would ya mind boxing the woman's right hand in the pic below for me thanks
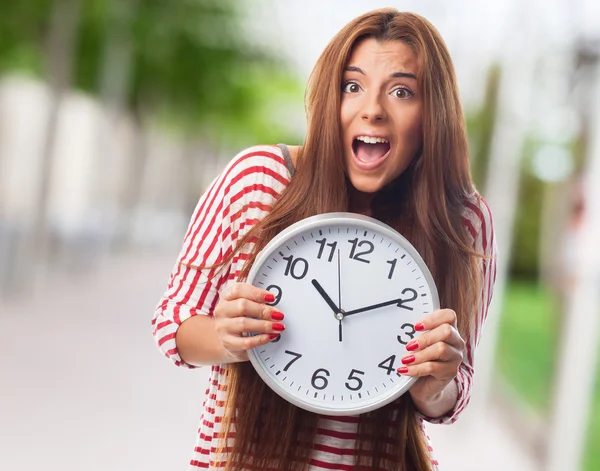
[214,282,286,363]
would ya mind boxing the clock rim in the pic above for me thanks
[246,212,440,416]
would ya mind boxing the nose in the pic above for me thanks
[361,92,386,122]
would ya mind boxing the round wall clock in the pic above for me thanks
[246,212,439,416]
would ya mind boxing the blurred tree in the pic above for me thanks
[510,142,545,279]
[467,63,500,192]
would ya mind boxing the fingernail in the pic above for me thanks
[268,334,279,340]
[406,341,419,351]
[402,355,415,365]
[271,312,284,321]
[415,322,425,331]
[272,323,285,331]
[264,293,275,303]
[397,367,409,374]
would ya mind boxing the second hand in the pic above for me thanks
[338,248,342,342]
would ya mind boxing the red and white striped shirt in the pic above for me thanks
[152,145,497,470]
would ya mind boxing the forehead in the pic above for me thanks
[346,38,419,75]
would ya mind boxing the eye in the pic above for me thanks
[392,87,414,99]
[342,81,361,94]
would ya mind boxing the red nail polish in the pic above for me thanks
[264,293,275,303]
[397,367,409,374]
[268,334,279,340]
[406,341,419,351]
[272,323,285,331]
[402,355,415,365]
[271,312,284,321]
[415,322,425,331]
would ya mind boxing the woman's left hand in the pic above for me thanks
[398,308,465,405]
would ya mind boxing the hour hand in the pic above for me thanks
[311,279,339,314]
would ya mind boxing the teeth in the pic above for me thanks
[356,136,389,144]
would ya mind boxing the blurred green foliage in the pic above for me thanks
[0,0,304,143]
[496,280,560,411]
[498,279,600,471]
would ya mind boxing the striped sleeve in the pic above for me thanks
[421,194,497,424]
[151,146,291,368]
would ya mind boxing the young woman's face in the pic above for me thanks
[340,38,423,195]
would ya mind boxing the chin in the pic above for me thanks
[348,174,387,194]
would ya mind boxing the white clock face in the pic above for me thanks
[247,213,439,416]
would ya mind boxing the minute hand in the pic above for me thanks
[343,297,414,317]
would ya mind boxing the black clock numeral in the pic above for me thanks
[282,255,309,279]
[348,238,374,263]
[398,288,418,310]
[386,258,397,279]
[270,335,281,343]
[311,368,330,390]
[265,285,282,306]
[377,355,396,376]
[315,238,337,262]
[345,369,365,391]
[378,355,397,375]
[283,350,302,371]
[397,323,416,345]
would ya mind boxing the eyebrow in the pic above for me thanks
[345,65,417,81]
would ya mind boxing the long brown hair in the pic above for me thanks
[216,9,482,470]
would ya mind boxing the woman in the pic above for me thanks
[153,8,496,471]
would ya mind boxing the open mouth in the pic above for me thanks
[352,136,391,167]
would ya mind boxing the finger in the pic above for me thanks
[222,332,278,355]
[405,323,464,352]
[397,353,460,377]
[415,308,458,332]
[218,316,286,337]
[217,296,284,321]
[399,341,463,371]
[220,282,277,304]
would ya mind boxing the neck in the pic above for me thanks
[348,185,375,217]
